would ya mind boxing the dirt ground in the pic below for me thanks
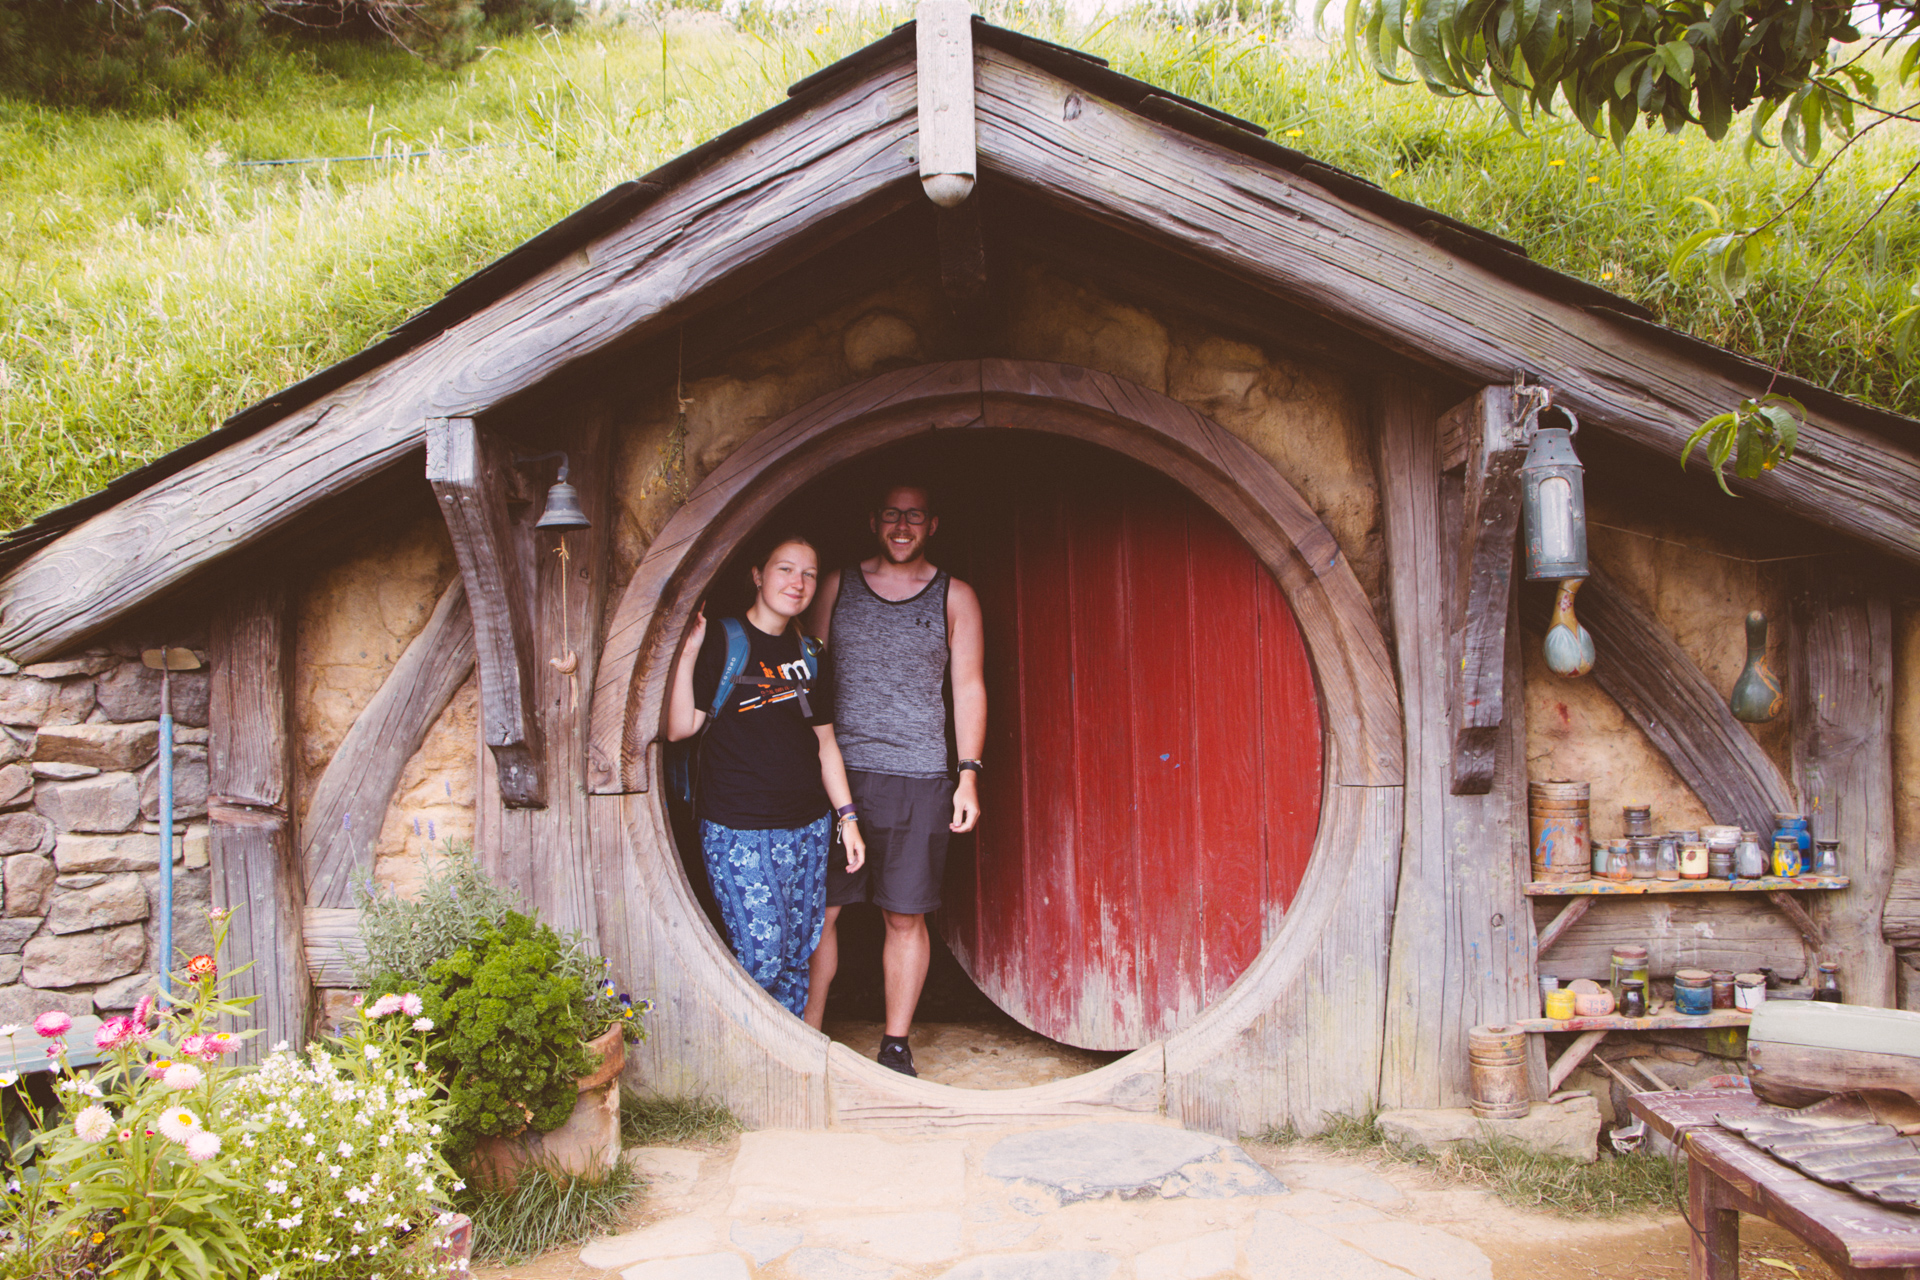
[822,1018,1121,1089]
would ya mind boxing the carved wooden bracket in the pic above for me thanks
[1440,386,1529,795]
[916,0,976,208]
[427,417,547,809]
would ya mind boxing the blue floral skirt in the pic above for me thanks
[698,815,831,1017]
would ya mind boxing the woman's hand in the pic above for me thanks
[686,605,708,652]
[841,819,866,873]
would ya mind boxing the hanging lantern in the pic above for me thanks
[1521,407,1588,582]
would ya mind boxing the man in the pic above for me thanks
[801,482,985,1077]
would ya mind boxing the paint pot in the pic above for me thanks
[1656,836,1680,881]
[1674,969,1714,1017]
[1813,962,1843,1004]
[1605,839,1634,882]
[1610,945,1649,1006]
[1545,988,1577,1021]
[1619,979,1647,1019]
[1709,845,1736,880]
[1814,839,1840,877]
[1529,780,1591,883]
[1591,837,1611,879]
[1772,812,1811,875]
[1735,831,1768,879]
[1711,970,1736,1010]
[1622,804,1653,838]
[1468,1024,1531,1119]
[1679,831,1710,880]
[1630,836,1660,880]
[1572,986,1615,1017]
[1735,972,1768,1011]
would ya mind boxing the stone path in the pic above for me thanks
[581,1120,1496,1280]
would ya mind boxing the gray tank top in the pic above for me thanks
[830,566,951,778]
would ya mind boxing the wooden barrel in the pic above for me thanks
[1467,1023,1532,1119]
[1529,779,1590,883]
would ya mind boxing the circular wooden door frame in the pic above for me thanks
[591,359,1403,1088]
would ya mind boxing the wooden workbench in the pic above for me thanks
[1629,1086,1920,1280]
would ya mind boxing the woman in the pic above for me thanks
[667,535,866,1017]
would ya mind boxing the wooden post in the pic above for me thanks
[1377,377,1542,1108]
[1440,387,1528,796]
[427,417,547,809]
[1789,567,1896,1007]
[916,0,976,208]
[209,583,308,1061]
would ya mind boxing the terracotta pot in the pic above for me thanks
[576,1024,627,1092]
[469,1025,628,1191]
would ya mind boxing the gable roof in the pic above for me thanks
[1,19,1916,662]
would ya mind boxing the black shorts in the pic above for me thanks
[827,770,954,914]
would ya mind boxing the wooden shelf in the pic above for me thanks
[1525,875,1849,896]
[1514,1009,1752,1034]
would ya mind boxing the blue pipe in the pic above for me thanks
[158,674,174,998]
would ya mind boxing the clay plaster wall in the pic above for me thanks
[604,265,1383,624]
[292,510,475,898]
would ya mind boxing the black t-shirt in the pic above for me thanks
[691,618,835,830]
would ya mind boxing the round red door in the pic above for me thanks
[940,448,1323,1051]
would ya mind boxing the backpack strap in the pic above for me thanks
[800,634,823,681]
[711,617,751,721]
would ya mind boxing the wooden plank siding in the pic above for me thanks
[209,584,309,1060]
[1375,378,1541,1109]
[1789,568,1897,1006]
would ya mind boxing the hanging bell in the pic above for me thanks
[534,457,591,531]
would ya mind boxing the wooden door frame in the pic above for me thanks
[589,360,1406,1133]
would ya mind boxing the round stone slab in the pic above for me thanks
[983,1122,1286,1204]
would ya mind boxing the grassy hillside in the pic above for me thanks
[1,7,1915,533]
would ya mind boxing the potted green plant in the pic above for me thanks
[356,844,647,1188]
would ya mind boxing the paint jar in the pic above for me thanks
[1619,979,1647,1019]
[1631,837,1660,880]
[1571,983,1615,1017]
[1735,831,1768,879]
[1529,780,1592,883]
[1709,846,1736,880]
[1711,970,1736,1009]
[1468,1024,1531,1119]
[1814,839,1840,877]
[1591,837,1611,879]
[1622,804,1653,838]
[1735,972,1767,1011]
[1545,988,1577,1021]
[1673,969,1714,1016]
[1539,975,1559,1010]
[1700,826,1739,879]
[1679,834,1710,879]
[1610,945,1650,1007]
[1772,812,1811,875]
[1656,836,1680,881]
[1813,962,1843,1004]
[1605,839,1634,882]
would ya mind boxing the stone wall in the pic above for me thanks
[0,648,214,1024]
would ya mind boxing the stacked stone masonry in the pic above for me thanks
[0,646,213,1025]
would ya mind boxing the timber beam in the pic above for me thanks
[1441,386,1529,796]
[937,193,999,354]
[426,417,547,809]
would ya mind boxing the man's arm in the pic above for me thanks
[947,577,985,833]
[805,568,842,643]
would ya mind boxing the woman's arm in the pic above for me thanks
[815,724,866,872]
[665,608,710,743]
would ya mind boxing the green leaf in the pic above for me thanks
[1657,39,1694,81]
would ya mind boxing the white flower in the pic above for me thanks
[185,1131,221,1162]
[162,1062,204,1091]
[73,1105,113,1142]
[363,1045,379,1060]
[0,1073,16,1089]
[399,994,423,1017]
[337,1141,353,1157]
[156,1106,201,1143]
[0,1025,18,1037]
[412,1017,434,1032]
[265,1179,287,1195]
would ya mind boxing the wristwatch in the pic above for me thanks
[957,759,983,774]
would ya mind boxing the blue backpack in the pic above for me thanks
[667,618,824,806]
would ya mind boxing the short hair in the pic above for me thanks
[872,479,936,516]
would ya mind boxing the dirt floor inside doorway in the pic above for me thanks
[823,1011,1121,1089]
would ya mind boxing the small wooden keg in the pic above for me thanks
[1467,1023,1532,1119]
[1528,779,1591,883]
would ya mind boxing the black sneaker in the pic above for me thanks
[877,1041,918,1077]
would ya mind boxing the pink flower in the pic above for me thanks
[400,994,423,1017]
[132,995,154,1028]
[366,994,405,1019]
[162,1062,203,1090]
[32,1012,71,1039]
[208,1032,240,1055]
[352,993,365,1008]
[179,1034,215,1061]
[93,1017,135,1052]
[145,1058,175,1080]
[184,1131,221,1162]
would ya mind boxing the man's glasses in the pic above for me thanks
[878,508,928,525]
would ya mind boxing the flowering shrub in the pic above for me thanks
[223,994,463,1280]
[0,916,463,1280]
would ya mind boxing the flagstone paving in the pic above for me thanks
[577,1120,1497,1280]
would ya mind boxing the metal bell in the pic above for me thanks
[534,479,590,531]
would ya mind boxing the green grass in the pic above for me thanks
[619,1091,743,1146]
[2,6,1915,533]
[458,1159,640,1262]
[1261,1105,1680,1217]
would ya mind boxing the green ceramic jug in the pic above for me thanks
[1730,609,1784,722]
[1543,578,1596,677]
